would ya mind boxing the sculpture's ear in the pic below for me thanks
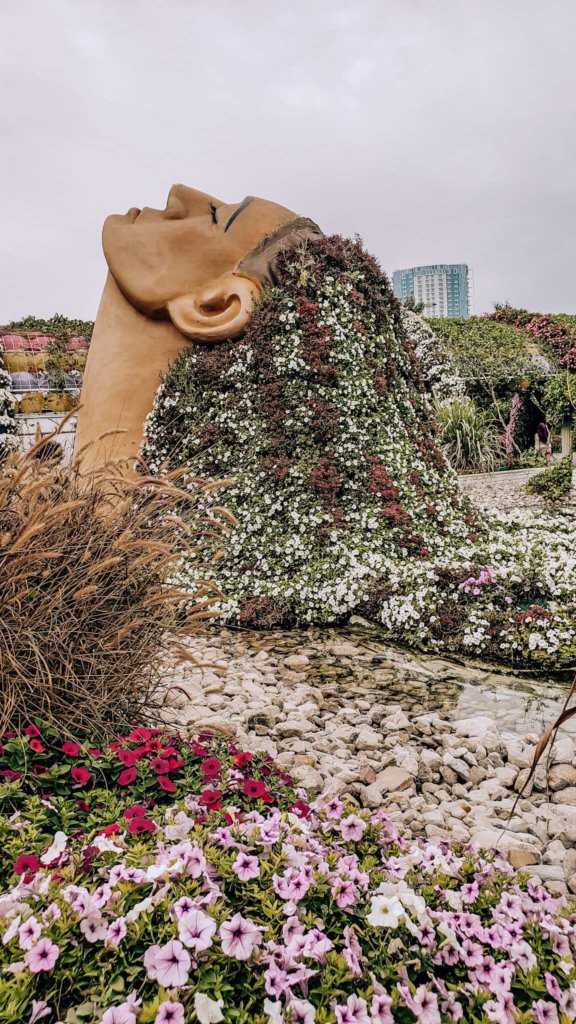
[166,272,261,342]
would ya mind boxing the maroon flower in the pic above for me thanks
[29,739,45,753]
[33,764,49,776]
[118,749,139,767]
[235,752,253,768]
[150,757,171,775]
[199,789,222,810]
[61,741,82,757]
[24,725,41,738]
[124,804,148,820]
[129,727,154,742]
[87,748,103,758]
[2,769,23,782]
[117,767,137,786]
[242,779,271,800]
[289,800,311,819]
[201,757,221,779]
[167,757,184,771]
[190,741,209,757]
[13,854,41,876]
[100,823,121,837]
[158,776,177,793]
[127,817,156,835]
[71,766,92,785]
[76,800,90,812]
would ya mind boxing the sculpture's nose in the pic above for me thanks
[167,183,225,214]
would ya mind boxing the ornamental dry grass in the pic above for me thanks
[0,435,227,735]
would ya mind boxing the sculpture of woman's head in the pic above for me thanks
[103,184,322,341]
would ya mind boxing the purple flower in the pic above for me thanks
[154,1001,185,1024]
[178,909,216,952]
[18,916,42,950]
[335,994,370,1024]
[532,1001,560,1024]
[545,973,562,1002]
[232,852,260,881]
[144,939,190,987]
[398,985,441,1024]
[339,815,367,842]
[101,1006,137,1024]
[219,913,263,960]
[370,994,394,1024]
[288,1000,316,1024]
[24,939,59,974]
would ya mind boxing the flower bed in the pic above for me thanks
[142,236,576,668]
[1,724,575,1023]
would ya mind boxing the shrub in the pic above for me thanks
[1,313,94,342]
[0,727,574,1023]
[434,397,502,472]
[543,373,576,432]
[525,457,574,502]
[0,441,221,736]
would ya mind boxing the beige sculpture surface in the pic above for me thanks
[75,185,321,469]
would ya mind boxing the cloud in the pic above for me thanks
[0,0,575,319]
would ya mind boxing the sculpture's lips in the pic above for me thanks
[126,207,142,223]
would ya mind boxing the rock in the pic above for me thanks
[555,787,576,805]
[548,764,576,791]
[508,845,541,869]
[355,726,381,751]
[291,765,324,790]
[550,736,576,765]
[331,642,360,657]
[283,654,310,671]
[374,766,413,793]
[546,806,576,844]
[276,718,316,738]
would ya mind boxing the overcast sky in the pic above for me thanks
[1,0,575,322]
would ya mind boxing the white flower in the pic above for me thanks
[366,894,405,928]
[40,832,67,865]
[194,993,224,1023]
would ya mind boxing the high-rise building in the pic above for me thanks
[392,264,470,318]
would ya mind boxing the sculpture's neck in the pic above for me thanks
[74,274,186,471]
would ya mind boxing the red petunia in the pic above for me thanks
[100,823,121,836]
[150,757,171,775]
[88,748,103,758]
[158,776,176,793]
[2,769,23,782]
[13,853,41,876]
[167,757,184,772]
[289,800,312,819]
[145,739,163,753]
[235,752,253,768]
[71,766,92,785]
[33,764,49,776]
[124,804,148,820]
[160,746,178,758]
[29,739,45,753]
[279,771,294,786]
[129,727,153,743]
[62,741,82,757]
[127,817,156,835]
[242,779,271,800]
[199,789,222,810]
[118,749,139,767]
[190,741,209,758]
[117,767,137,786]
[76,800,90,812]
[201,757,221,779]
[24,725,41,738]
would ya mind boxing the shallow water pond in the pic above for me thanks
[218,622,574,735]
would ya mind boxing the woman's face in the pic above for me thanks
[103,184,297,315]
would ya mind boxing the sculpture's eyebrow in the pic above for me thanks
[224,196,255,233]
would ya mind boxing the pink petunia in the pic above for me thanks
[18,916,42,950]
[101,1005,137,1024]
[339,815,367,842]
[371,993,394,1024]
[335,995,371,1024]
[71,766,92,785]
[288,1000,316,1023]
[178,909,217,952]
[106,918,127,947]
[144,939,190,987]
[219,913,263,960]
[532,1001,560,1024]
[24,939,59,973]
[154,1001,185,1024]
[232,852,260,881]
